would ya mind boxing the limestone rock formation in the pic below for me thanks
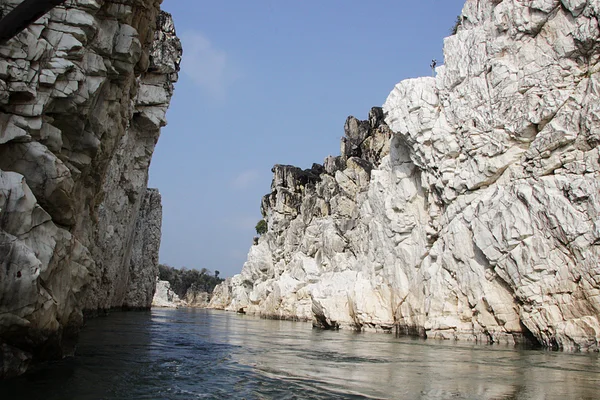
[0,0,180,378]
[210,0,600,351]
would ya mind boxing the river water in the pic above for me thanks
[1,308,599,399]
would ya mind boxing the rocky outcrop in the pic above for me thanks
[0,0,180,378]
[124,188,162,309]
[152,280,183,308]
[151,283,211,308]
[210,0,600,351]
[183,288,210,308]
[151,285,210,309]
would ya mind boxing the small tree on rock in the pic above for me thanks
[255,219,267,235]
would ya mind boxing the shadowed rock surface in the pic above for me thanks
[0,0,180,378]
[124,188,163,309]
[210,0,600,351]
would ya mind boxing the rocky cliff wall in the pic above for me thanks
[124,188,162,309]
[0,0,180,378]
[151,283,210,308]
[210,0,600,351]
[152,279,183,308]
[183,288,209,307]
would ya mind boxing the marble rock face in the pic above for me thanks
[0,0,181,378]
[152,280,183,308]
[151,285,210,309]
[210,0,600,351]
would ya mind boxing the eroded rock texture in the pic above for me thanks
[151,279,183,308]
[210,0,600,351]
[151,283,210,308]
[124,188,162,309]
[0,0,180,377]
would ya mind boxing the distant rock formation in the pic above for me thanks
[0,0,181,378]
[151,281,210,308]
[152,280,183,308]
[210,0,600,351]
[184,288,210,308]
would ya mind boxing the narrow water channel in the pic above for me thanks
[1,308,599,399]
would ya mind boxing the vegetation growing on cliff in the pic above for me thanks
[255,219,268,235]
[450,15,462,35]
[158,264,223,298]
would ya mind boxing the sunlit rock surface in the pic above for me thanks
[151,284,210,309]
[152,280,183,308]
[210,0,600,351]
[0,0,181,377]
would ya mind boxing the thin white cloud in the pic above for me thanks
[231,170,260,190]
[180,31,240,100]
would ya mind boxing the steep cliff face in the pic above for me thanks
[124,188,162,309]
[210,0,600,351]
[0,0,180,378]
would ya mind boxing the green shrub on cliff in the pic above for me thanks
[255,219,267,235]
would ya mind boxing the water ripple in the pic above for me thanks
[0,308,599,400]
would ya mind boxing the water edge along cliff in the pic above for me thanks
[0,0,181,377]
[210,0,600,352]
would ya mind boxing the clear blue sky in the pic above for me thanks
[149,0,466,277]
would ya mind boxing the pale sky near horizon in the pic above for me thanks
[149,0,466,278]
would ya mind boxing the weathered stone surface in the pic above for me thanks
[150,284,210,309]
[210,0,600,351]
[0,0,181,378]
[123,189,163,309]
[183,288,210,308]
[152,280,183,308]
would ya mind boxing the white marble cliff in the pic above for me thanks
[151,280,210,308]
[0,0,180,377]
[210,0,600,351]
[152,280,184,308]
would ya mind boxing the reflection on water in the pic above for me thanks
[1,308,599,399]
